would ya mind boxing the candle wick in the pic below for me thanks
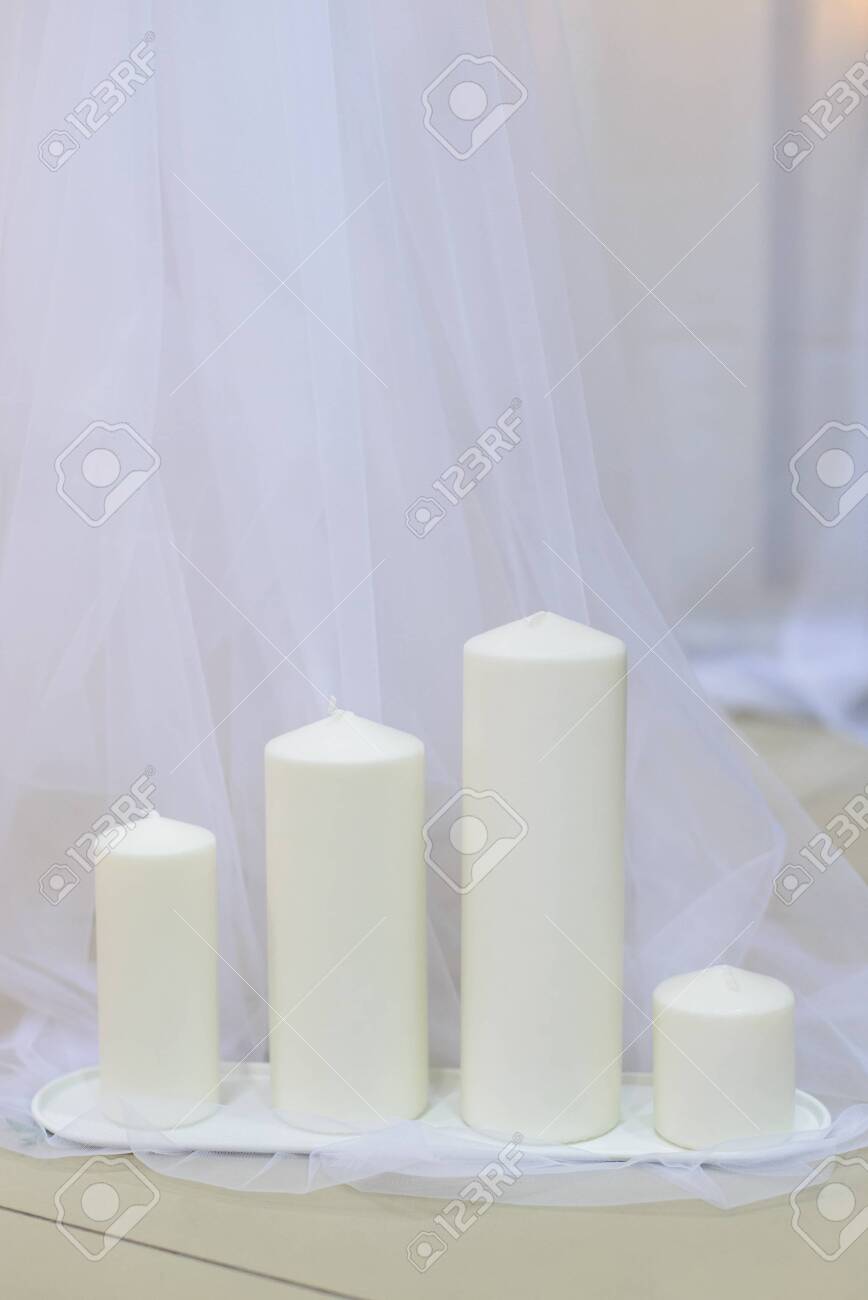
[327,696,339,716]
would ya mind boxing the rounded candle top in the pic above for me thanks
[653,965,794,1017]
[464,611,625,662]
[100,811,216,859]
[266,711,423,766]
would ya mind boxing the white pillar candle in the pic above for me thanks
[653,965,795,1149]
[266,710,428,1125]
[96,812,220,1128]
[460,612,626,1142]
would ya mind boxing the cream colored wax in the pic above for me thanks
[96,812,220,1128]
[460,612,626,1142]
[653,965,795,1149]
[266,710,428,1125]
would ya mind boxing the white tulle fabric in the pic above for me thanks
[1,0,867,1208]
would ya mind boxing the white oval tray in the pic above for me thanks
[32,1065,830,1163]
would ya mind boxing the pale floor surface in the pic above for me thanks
[2,714,868,1299]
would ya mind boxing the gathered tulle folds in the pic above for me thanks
[0,0,867,1206]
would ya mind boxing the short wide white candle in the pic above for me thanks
[653,965,795,1149]
[266,710,428,1125]
[96,813,220,1128]
[461,611,626,1142]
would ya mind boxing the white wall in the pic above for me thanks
[559,1,868,674]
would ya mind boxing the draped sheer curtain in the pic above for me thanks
[0,0,866,1205]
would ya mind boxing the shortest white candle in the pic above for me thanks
[653,965,795,1150]
[96,812,220,1129]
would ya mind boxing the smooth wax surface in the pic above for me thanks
[96,812,220,1129]
[652,965,795,1150]
[266,711,428,1126]
[461,612,627,1142]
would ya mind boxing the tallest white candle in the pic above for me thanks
[461,612,626,1142]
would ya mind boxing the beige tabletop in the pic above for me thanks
[2,714,868,1299]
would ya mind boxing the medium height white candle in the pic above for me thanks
[653,965,795,1149]
[96,812,220,1128]
[266,710,428,1125]
[460,612,626,1142]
